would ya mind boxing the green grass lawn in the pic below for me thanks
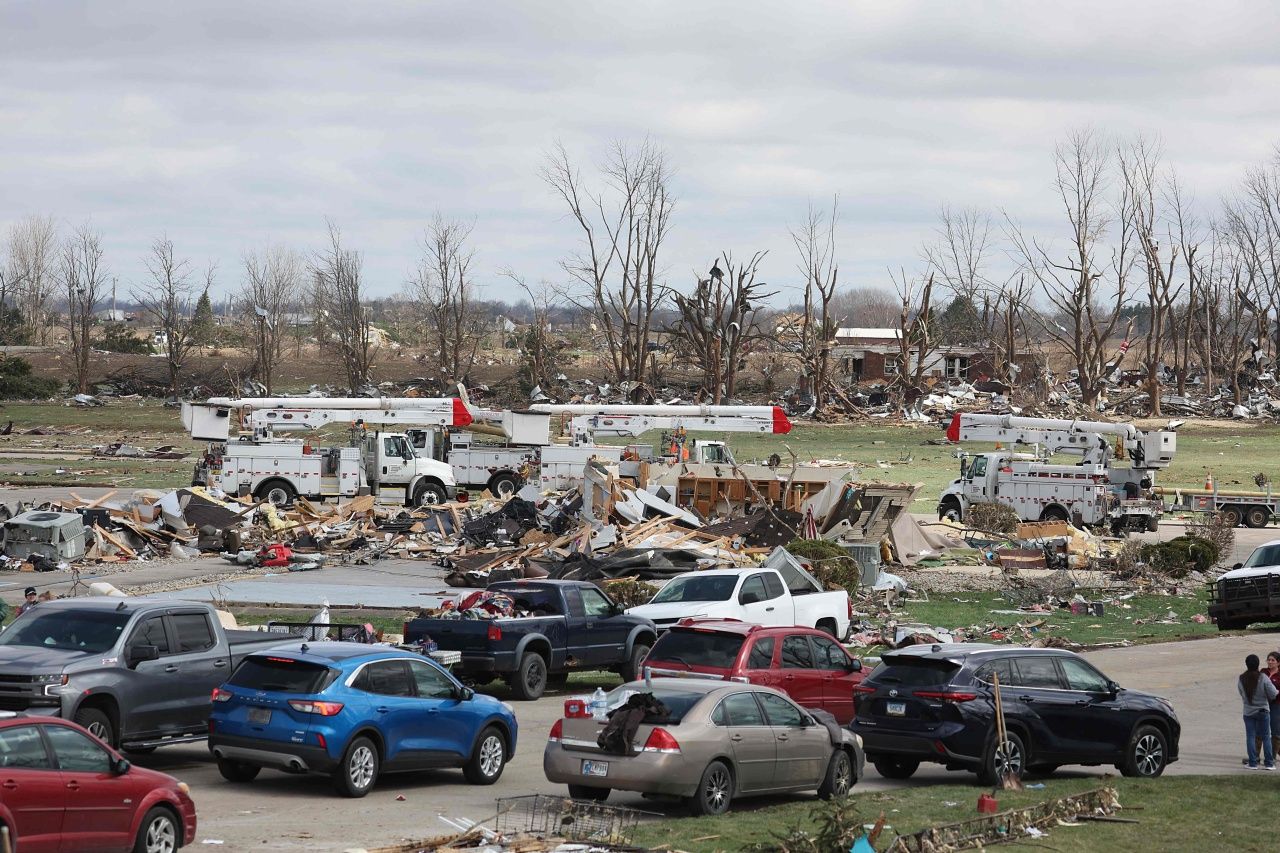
[631,775,1273,853]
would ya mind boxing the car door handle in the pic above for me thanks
[213,660,228,668]
[765,607,775,612]
[376,706,390,713]
[66,780,80,790]
[776,734,789,742]
[1,780,16,790]
[164,665,179,673]
[1018,695,1035,703]
[730,734,744,742]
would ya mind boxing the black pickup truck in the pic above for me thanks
[0,598,294,751]
[403,580,657,700]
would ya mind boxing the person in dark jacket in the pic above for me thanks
[1240,653,1278,770]
[14,587,38,618]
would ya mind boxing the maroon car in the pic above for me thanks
[0,712,196,853]
[641,620,865,723]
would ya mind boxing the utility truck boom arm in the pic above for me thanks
[945,413,1175,469]
[528,403,791,445]
[183,397,472,441]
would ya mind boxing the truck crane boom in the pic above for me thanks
[945,412,1175,470]
[182,397,472,441]
[528,403,791,446]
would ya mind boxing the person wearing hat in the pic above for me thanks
[15,587,38,618]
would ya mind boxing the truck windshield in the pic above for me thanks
[1243,544,1280,569]
[651,576,738,604]
[0,610,130,653]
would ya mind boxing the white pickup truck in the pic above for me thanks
[626,565,851,639]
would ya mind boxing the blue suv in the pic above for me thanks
[208,642,518,797]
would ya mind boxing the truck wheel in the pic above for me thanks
[1245,506,1270,528]
[74,707,115,748]
[254,479,296,508]
[1147,515,1160,533]
[487,472,522,499]
[619,643,651,683]
[1039,506,1069,523]
[816,619,839,638]
[1222,505,1244,527]
[511,652,547,700]
[411,480,448,507]
[938,499,962,522]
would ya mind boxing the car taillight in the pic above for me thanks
[728,676,750,684]
[548,719,563,743]
[211,688,232,703]
[488,623,502,642]
[642,728,681,754]
[288,700,345,716]
[914,690,978,703]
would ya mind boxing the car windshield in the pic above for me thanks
[229,656,337,693]
[869,658,960,687]
[607,686,703,723]
[651,576,738,604]
[1243,544,1280,569]
[0,610,129,653]
[648,631,745,669]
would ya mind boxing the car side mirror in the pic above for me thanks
[849,659,863,672]
[1232,562,1243,571]
[128,644,160,667]
[457,686,475,701]
[1106,680,1120,696]
[111,757,130,775]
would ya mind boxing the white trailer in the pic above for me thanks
[181,397,469,507]
[937,413,1177,533]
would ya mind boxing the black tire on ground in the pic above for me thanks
[463,726,507,785]
[567,784,610,801]
[1146,515,1160,533]
[686,760,734,816]
[133,806,179,853]
[977,729,1026,787]
[217,758,261,783]
[1217,618,1248,631]
[1222,505,1244,527]
[332,736,379,798]
[74,707,115,748]
[1245,506,1270,529]
[816,619,839,638]
[1119,724,1168,778]
[1039,505,1069,523]
[817,749,855,799]
[254,478,297,508]
[872,756,919,780]
[411,480,448,507]
[618,643,651,683]
[939,499,962,522]
[487,472,522,499]
[511,652,548,700]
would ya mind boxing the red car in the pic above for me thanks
[0,713,196,853]
[641,620,865,723]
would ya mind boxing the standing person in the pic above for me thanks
[1268,652,1280,763]
[1240,653,1278,770]
[14,587,38,617]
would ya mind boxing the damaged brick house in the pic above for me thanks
[830,327,1038,383]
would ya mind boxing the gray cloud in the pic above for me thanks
[2,0,1280,303]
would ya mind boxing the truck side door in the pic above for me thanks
[560,587,593,668]
[378,435,413,487]
[166,610,229,731]
[962,455,991,505]
[737,573,786,626]
[119,615,176,738]
[579,586,629,666]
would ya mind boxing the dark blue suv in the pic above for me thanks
[850,644,1179,785]
[208,642,518,797]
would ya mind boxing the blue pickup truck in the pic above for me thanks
[403,580,657,700]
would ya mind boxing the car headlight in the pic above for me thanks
[177,782,191,795]
[501,702,516,714]
[34,674,68,697]
[1158,699,1178,720]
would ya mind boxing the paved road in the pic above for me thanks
[118,628,1279,851]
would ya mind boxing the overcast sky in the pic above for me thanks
[3,1,1280,307]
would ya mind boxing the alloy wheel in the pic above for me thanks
[1134,733,1163,775]
[349,745,376,789]
[995,738,1023,777]
[479,735,504,778]
[704,767,730,811]
[86,720,109,740]
[145,814,177,853]
[833,754,853,794]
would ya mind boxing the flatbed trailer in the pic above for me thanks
[1157,486,1280,528]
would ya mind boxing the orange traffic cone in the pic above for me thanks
[1205,471,1214,490]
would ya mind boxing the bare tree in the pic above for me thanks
[1010,129,1136,408]
[829,286,899,328]
[240,245,302,394]
[59,225,107,393]
[990,274,1035,386]
[925,206,993,343]
[791,198,841,409]
[890,269,936,394]
[313,222,375,393]
[1200,225,1261,405]
[667,253,775,403]
[1119,137,1185,417]
[6,215,59,344]
[408,214,484,384]
[131,237,200,395]
[1166,174,1203,395]
[543,139,674,394]
[501,269,564,396]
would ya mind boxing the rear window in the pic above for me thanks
[869,658,960,687]
[494,586,562,615]
[648,630,746,669]
[606,687,703,723]
[230,656,337,694]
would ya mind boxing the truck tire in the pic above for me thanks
[816,619,839,638]
[487,472,522,499]
[938,498,962,522]
[1245,506,1271,529]
[511,652,548,700]
[1039,505,1069,523]
[74,707,115,748]
[411,480,448,507]
[619,643,650,683]
[1222,505,1244,527]
[1147,515,1160,533]
[254,479,296,508]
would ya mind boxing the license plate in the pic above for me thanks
[248,707,272,725]
[581,760,609,777]
[886,701,906,717]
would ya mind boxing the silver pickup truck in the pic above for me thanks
[0,597,294,751]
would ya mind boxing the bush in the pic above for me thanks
[786,538,862,592]
[0,356,59,399]
[965,501,1021,535]
[599,577,659,609]
[1186,511,1235,564]
[95,323,153,354]
[1138,535,1220,578]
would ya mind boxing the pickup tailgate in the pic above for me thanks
[404,618,498,653]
